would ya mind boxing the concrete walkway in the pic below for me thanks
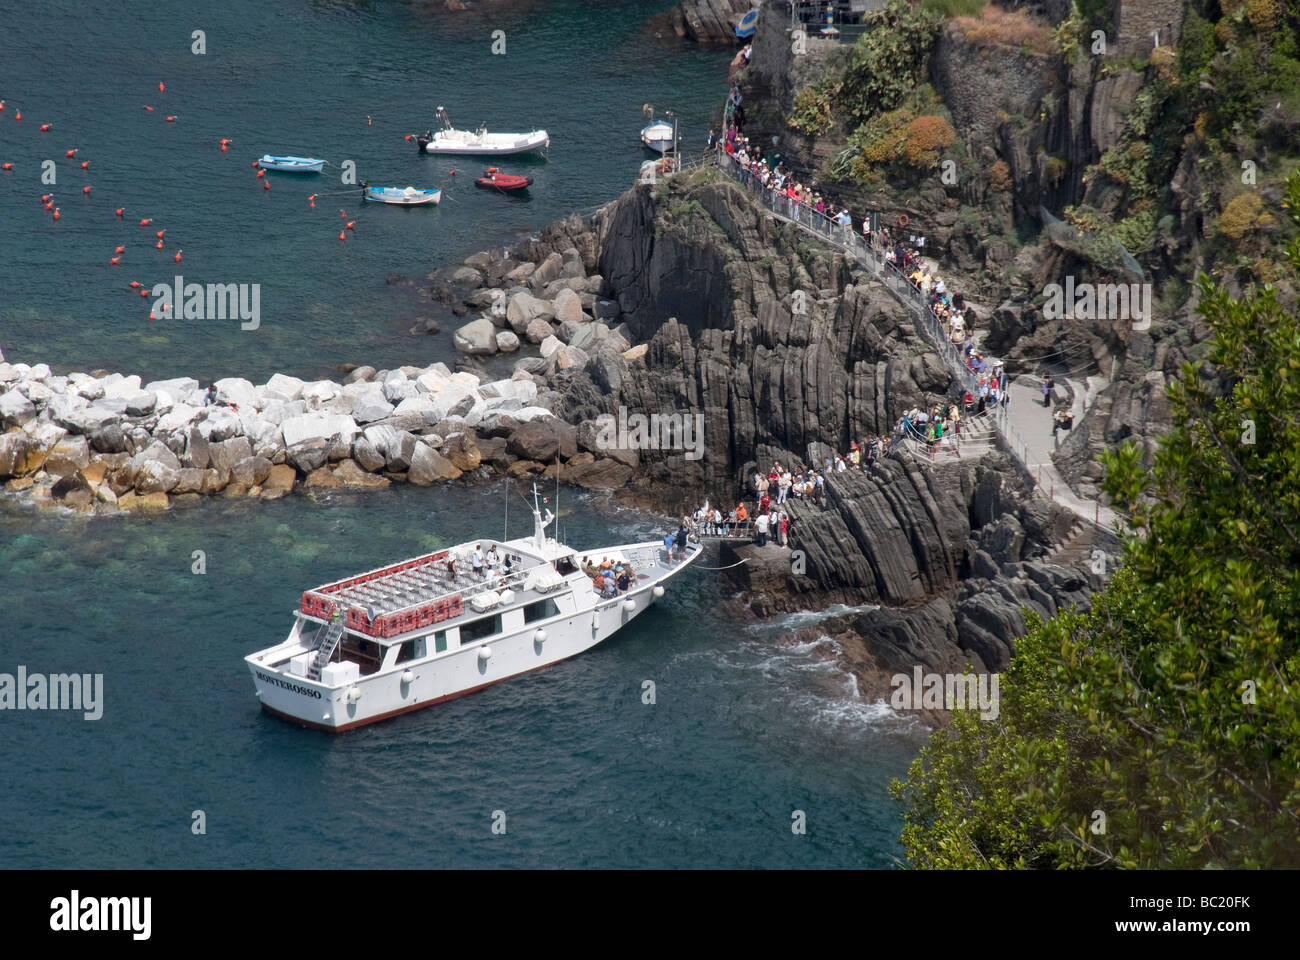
[1002,380,1119,529]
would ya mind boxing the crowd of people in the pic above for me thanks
[581,555,637,598]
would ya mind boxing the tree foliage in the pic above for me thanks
[893,171,1300,869]
[839,1,944,128]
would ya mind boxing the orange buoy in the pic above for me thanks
[44,201,53,210]
[140,288,149,297]
[221,143,228,152]
[165,116,176,122]
[39,123,51,132]
[338,231,346,241]
[308,194,317,202]
[256,169,264,177]
[1,163,12,171]
[345,221,355,229]
[340,209,346,219]
[65,149,77,157]
[0,101,5,110]
[114,245,125,254]
[52,207,60,220]
[263,180,270,190]
[174,249,182,263]
[41,194,51,202]
[139,218,152,225]
[14,110,21,120]
[156,229,165,238]
[82,185,91,194]
[149,311,156,320]
[250,161,259,168]
[110,256,121,265]
[143,105,153,111]
[129,281,142,288]
[404,134,412,141]
[155,240,163,249]
[80,160,90,169]
[367,115,372,126]
[115,208,124,217]
[159,82,165,92]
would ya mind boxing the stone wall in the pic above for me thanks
[931,27,1056,146]
[1112,0,1185,56]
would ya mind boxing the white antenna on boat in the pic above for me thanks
[504,478,508,541]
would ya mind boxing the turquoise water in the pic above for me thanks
[0,0,725,383]
[0,485,923,868]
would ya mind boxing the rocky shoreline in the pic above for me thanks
[0,220,655,514]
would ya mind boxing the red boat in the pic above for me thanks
[475,167,533,191]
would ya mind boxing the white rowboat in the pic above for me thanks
[365,185,442,205]
[258,154,326,173]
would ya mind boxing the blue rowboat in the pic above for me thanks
[364,185,442,206]
[258,155,326,173]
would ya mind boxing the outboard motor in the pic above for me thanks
[416,130,432,153]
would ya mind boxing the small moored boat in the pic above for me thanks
[258,155,326,173]
[474,168,532,192]
[417,107,549,156]
[364,185,442,205]
[640,120,675,153]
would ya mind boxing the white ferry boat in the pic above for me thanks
[245,488,701,731]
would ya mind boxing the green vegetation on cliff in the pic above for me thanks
[892,172,1300,869]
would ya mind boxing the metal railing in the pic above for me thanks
[709,148,1109,529]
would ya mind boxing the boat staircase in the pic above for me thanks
[308,614,347,680]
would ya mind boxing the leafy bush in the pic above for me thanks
[1218,192,1274,239]
[839,0,944,127]
[904,115,956,168]
[989,159,1013,192]
[787,79,842,136]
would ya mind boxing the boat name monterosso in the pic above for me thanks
[255,671,322,699]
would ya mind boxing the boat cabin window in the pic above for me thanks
[555,556,577,575]
[395,637,426,664]
[340,634,382,676]
[523,598,559,623]
[459,614,501,645]
[433,630,448,654]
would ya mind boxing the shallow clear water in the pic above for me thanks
[0,485,924,868]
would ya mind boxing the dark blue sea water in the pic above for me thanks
[0,1,926,869]
[0,486,924,868]
[0,0,724,383]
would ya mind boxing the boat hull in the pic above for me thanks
[258,155,325,173]
[365,186,442,205]
[248,541,699,731]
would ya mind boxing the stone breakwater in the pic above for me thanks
[0,208,670,516]
[0,331,636,517]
